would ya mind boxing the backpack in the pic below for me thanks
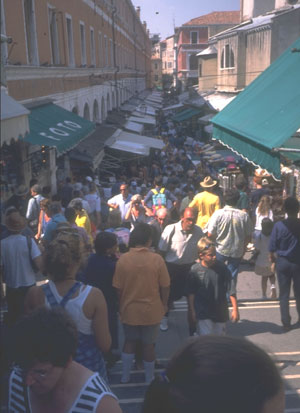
[151,188,167,210]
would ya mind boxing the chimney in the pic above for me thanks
[143,21,147,30]
[136,6,141,19]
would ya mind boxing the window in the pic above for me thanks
[90,27,95,66]
[154,63,158,69]
[23,0,39,65]
[154,75,158,81]
[221,44,235,68]
[189,54,198,70]
[198,63,202,77]
[109,39,113,66]
[66,16,74,67]
[48,7,60,65]
[104,36,108,67]
[190,31,198,44]
[98,32,102,67]
[168,61,172,68]
[80,22,86,66]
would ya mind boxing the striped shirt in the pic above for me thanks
[8,369,117,412]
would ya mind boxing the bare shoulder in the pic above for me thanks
[96,395,122,413]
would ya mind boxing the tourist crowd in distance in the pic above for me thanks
[1,109,299,413]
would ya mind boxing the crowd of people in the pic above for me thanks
[1,107,300,412]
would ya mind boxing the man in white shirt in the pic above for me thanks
[107,184,132,223]
[158,208,203,332]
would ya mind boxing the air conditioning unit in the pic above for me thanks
[287,0,298,4]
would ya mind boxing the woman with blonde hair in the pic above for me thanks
[254,195,273,240]
[24,229,111,381]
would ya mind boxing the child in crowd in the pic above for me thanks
[254,218,277,299]
[254,195,273,240]
[187,237,239,336]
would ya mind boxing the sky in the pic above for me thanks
[131,0,240,40]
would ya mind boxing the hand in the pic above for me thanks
[231,309,240,323]
[270,262,276,274]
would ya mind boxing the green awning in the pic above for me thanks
[24,103,95,155]
[211,37,300,180]
[173,108,202,122]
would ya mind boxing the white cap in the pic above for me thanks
[86,176,93,182]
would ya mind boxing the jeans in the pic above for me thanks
[276,256,300,326]
[216,252,241,290]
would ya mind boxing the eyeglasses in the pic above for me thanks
[14,364,52,380]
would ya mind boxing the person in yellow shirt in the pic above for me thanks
[72,200,93,244]
[189,176,220,230]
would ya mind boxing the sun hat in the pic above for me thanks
[200,176,217,188]
[5,211,26,232]
[15,184,28,197]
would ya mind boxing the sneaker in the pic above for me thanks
[270,286,277,300]
[160,316,168,331]
[282,323,292,332]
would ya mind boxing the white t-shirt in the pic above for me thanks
[254,233,271,268]
[1,234,41,288]
[84,193,101,213]
[255,208,273,231]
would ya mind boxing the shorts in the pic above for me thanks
[197,319,226,336]
[122,323,159,344]
[166,262,192,303]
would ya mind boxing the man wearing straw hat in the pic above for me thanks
[1,211,42,325]
[189,176,221,230]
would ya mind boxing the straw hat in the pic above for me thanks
[5,211,26,232]
[200,176,217,188]
[15,184,28,197]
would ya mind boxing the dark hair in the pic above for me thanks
[224,189,240,206]
[129,223,152,247]
[261,218,274,236]
[284,197,299,215]
[72,189,81,198]
[49,201,62,215]
[72,200,83,211]
[143,336,282,413]
[235,174,247,191]
[65,206,77,223]
[95,231,118,255]
[154,175,163,186]
[9,307,77,369]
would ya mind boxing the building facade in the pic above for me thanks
[207,0,300,93]
[174,11,240,91]
[1,0,151,196]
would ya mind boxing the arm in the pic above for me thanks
[35,210,43,239]
[96,396,122,413]
[24,285,45,314]
[144,204,154,217]
[90,288,112,353]
[187,294,197,328]
[124,201,133,220]
[229,294,239,323]
[159,286,170,314]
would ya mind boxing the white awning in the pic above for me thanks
[136,105,156,116]
[128,116,156,126]
[204,93,236,111]
[109,139,149,156]
[1,89,30,146]
[106,129,164,153]
[124,121,144,134]
[131,110,155,119]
